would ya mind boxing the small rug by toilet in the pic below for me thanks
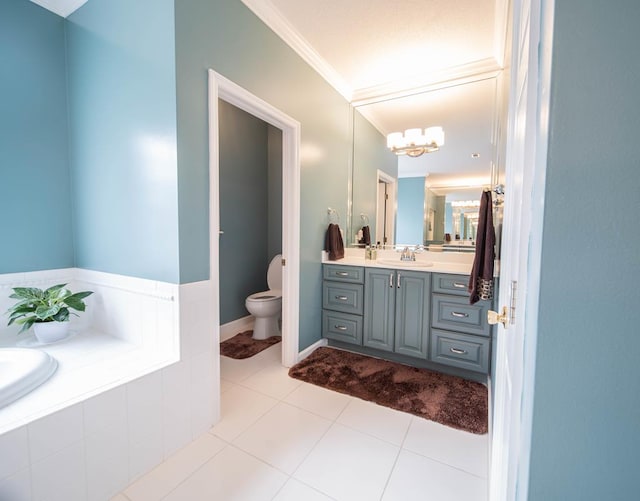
[220,331,281,359]
[288,347,488,434]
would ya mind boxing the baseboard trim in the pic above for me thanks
[220,315,254,342]
[297,338,328,363]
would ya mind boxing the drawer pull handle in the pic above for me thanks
[397,273,401,288]
[453,282,466,288]
[389,273,394,288]
[336,272,349,276]
[450,347,468,355]
[334,325,348,331]
[451,311,469,318]
[335,295,349,301]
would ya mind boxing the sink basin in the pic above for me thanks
[375,259,433,268]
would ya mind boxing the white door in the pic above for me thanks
[376,171,397,246]
[376,181,387,244]
[490,0,553,499]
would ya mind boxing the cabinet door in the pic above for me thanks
[394,271,431,359]
[363,268,395,352]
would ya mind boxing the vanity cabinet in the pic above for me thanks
[322,265,364,345]
[321,265,492,378]
[363,268,430,358]
[429,273,491,373]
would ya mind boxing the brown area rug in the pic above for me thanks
[220,331,281,359]
[288,347,488,434]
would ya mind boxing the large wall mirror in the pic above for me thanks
[348,75,505,251]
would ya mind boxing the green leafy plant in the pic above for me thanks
[6,284,94,333]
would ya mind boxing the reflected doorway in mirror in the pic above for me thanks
[376,170,396,247]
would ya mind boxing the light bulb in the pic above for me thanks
[386,132,404,149]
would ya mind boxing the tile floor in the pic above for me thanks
[115,343,489,501]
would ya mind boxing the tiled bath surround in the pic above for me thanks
[0,269,217,501]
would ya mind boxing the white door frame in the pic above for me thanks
[208,70,301,370]
[489,0,553,498]
[376,170,396,246]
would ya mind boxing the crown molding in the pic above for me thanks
[241,0,353,101]
[351,58,503,106]
[243,1,506,108]
[30,0,88,18]
[354,58,503,138]
[493,0,512,67]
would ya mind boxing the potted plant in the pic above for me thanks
[6,284,93,343]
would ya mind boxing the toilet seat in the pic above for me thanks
[245,255,283,340]
[266,255,282,290]
[247,290,282,302]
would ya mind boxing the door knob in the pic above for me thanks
[487,306,508,327]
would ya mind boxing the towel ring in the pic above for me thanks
[327,207,340,224]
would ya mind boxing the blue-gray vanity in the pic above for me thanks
[322,261,493,383]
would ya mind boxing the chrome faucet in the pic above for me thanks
[400,246,416,261]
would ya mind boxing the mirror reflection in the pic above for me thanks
[350,77,500,251]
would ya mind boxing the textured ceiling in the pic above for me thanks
[268,0,497,94]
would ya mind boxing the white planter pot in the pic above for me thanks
[33,322,70,344]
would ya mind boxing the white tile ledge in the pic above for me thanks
[0,329,178,435]
[0,268,180,436]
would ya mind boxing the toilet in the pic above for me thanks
[245,254,282,340]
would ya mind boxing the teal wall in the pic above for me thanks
[352,109,398,245]
[425,189,445,242]
[528,1,640,499]
[175,0,351,349]
[219,100,269,324]
[66,0,179,282]
[0,0,74,273]
[396,177,425,245]
[444,202,453,236]
[218,101,282,324]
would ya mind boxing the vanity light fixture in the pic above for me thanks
[386,126,445,157]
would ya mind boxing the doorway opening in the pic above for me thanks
[376,170,396,247]
[208,71,301,419]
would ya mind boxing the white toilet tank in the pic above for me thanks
[267,254,282,290]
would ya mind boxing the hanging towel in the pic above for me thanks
[324,223,345,261]
[361,225,371,246]
[468,191,495,304]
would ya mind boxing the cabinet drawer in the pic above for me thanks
[432,273,470,296]
[431,293,490,336]
[430,329,490,373]
[323,265,364,283]
[323,282,363,315]
[322,310,363,345]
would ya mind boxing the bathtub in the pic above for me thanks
[0,348,58,409]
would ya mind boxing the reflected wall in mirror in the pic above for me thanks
[349,76,502,250]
